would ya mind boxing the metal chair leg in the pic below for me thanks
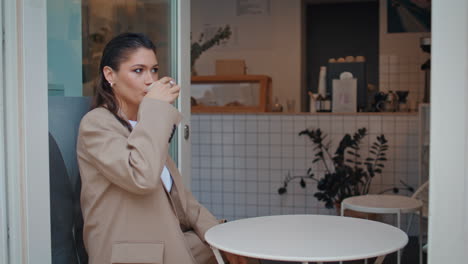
[419,208,423,264]
[374,255,386,264]
[406,213,414,233]
[397,212,401,264]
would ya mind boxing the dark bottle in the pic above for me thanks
[315,94,324,112]
[319,95,332,112]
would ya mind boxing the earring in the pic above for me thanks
[109,81,114,87]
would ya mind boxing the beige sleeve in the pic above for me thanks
[78,98,182,195]
[184,189,220,242]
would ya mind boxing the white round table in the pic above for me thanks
[205,214,408,264]
[341,195,423,264]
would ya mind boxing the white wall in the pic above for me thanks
[429,0,468,262]
[192,0,431,112]
[378,0,430,106]
[191,0,302,112]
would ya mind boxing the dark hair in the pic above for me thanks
[92,32,157,131]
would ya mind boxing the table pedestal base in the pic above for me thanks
[212,247,225,264]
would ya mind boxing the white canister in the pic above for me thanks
[308,92,317,113]
[318,66,327,98]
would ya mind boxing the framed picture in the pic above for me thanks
[387,0,431,33]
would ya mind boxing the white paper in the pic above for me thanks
[332,78,357,113]
[236,0,271,16]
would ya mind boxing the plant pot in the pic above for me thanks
[335,202,377,220]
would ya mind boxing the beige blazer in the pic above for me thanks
[77,98,219,264]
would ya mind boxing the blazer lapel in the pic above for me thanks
[112,109,188,222]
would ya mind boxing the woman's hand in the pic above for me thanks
[145,76,180,104]
[223,251,248,264]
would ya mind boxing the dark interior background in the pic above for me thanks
[304,1,379,111]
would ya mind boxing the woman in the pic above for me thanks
[77,32,247,264]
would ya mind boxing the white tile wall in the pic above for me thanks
[380,54,430,109]
[191,113,421,235]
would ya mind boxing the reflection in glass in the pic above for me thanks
[81,0,173,96]
[47,0,82,96]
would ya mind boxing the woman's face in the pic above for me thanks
[109,47,159,109]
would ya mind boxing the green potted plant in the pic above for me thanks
[190,25,232,76]
[278,128,391,209]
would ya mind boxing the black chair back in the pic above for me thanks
[48,96,91,264]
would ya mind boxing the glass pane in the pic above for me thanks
[47,0,175,96]
[82,0,175,96]
[47,0,83,96]
[47,0,177,263]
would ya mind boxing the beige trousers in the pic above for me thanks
[184,230,217,264]
[172,186,258,264]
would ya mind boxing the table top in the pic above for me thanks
[205,214,408,262]
[342,195,423,214]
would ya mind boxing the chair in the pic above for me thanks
[49,133,77,263]
[406,181,429,253]
[413,181,429,216]
[49,96,91,264]
[406,181,429,231]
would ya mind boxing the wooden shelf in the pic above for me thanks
[191,75,272,113]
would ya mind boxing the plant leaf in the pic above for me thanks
[300,178,306,188]
[278,187,287,195]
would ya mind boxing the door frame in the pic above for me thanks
[428,0,468,262]
[0,0,8,262]
[176,0,192,187]
[3,0,51,262]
